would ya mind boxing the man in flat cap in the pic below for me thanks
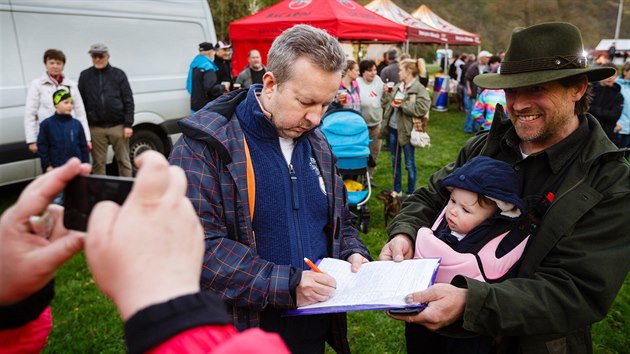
[380,22,629,353]
[186,42,226,112]
[79,43,134,177]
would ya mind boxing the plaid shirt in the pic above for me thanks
[169,89,369,331]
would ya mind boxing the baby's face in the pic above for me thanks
[445,188,497,235]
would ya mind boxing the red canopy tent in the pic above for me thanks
[411,4,480,46]
[365,0,446,44]
[229,0,407,77]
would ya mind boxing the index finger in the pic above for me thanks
[313,272,337,289]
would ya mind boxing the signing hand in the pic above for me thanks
[387,283,467,331]
[379,234,414,262]
[0,158,91,304]
[296,271,337,307]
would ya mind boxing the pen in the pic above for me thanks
[304,257,323,273]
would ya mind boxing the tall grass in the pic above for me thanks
[0,97,626,353]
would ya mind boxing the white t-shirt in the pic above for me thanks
[279,136,295,165]
[356,76,384,126]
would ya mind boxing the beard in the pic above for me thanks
[510,108,576,147]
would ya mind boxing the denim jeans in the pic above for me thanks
[388,128,416,194]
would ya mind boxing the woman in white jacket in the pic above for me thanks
[24,49,91,153]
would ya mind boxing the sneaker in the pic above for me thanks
[391,191,403,198]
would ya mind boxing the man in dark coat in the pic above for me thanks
[187,42,225,112]
[589,62,624,142]
[381,22,629,354]
[78,43,134,177]
[214,41,233,90]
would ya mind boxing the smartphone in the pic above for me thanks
[388,307,425,316]
[63,175,134,231]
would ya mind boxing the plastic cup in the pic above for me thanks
[338,89,348,105]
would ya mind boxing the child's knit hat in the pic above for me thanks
[52,89,72,105]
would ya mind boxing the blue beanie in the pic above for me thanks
[441,156,524,218]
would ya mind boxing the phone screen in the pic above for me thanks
[63,175,134,231]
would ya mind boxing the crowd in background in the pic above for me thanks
[5,22,630,353]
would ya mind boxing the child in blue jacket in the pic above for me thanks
[37,89,89,173]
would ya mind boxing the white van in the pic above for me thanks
[0,0,217,185]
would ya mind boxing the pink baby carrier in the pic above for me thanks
[415,208,530,284]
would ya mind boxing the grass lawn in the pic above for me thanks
[0,94,627,353]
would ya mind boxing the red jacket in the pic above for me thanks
[148,325,288,354]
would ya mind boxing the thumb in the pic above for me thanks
[392,243,405,262]
[130,151,170,205]
[405,286,438,305]
[35,234,84,272]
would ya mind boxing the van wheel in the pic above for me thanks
[129,129,164,172]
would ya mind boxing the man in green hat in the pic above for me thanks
[380,22,629,353]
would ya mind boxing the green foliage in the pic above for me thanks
[592,277,630,353]
[43,253,125,353]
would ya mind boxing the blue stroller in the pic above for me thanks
[320,109,372,233]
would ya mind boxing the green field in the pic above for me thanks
[1,93,627,353]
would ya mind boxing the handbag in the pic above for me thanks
[410,128,430,148]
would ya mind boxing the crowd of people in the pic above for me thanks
[2,20,629,354]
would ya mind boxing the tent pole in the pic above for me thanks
[444,43,449,73]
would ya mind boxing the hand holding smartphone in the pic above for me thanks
[63,175,134,231]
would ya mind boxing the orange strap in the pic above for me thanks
[243,136,255,222]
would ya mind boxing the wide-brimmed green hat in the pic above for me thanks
[474,22,615,89]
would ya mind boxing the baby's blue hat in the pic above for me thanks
[441,156,524,218]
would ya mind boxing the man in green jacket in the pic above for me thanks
[380,22,630,353]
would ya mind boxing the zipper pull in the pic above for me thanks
[289,164,299,210]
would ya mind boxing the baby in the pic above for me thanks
[414,156,528,284]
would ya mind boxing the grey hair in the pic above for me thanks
[267,24,346,85]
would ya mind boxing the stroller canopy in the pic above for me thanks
[320,109,370,159]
